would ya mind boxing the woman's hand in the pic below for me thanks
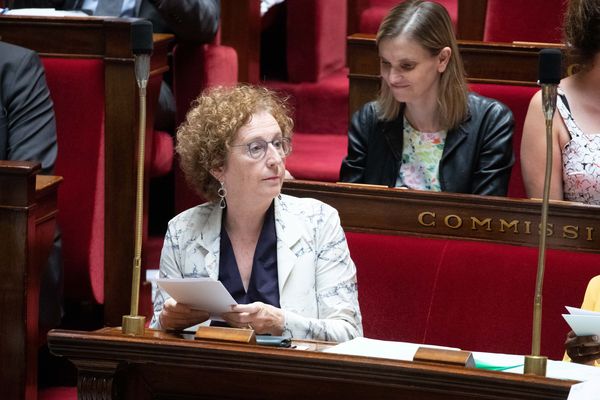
[222,302,285,335]
[565,330,600,365]
[159,298,209,331]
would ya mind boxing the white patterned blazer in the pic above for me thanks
[150,194,363,342]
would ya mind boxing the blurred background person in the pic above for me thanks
[0,39,62,335]
[8,0,220,133]
[564,275,600,365]
[521,0,600,204]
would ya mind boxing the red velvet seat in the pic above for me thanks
[43,52,178,310]
[171,41,238,213]
[483,0,566,43]
[349,0,458,35]
[261,0,349,135]
[42,58,107,305]
[285,132,347,182]
[468,83,539,199]
[348,232,450,342]
[39,386,77,400]
[348,231,600,360]
[426,241,600,360]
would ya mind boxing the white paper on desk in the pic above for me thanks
[568,379,600,399]
[4,8,89,16]
[323,337,458,361]
[156,278,237,319]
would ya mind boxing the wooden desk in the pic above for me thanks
[347,33,566,117]
[47,327,573,400]
[0,161,62,400]
[282,180,600,253]
[0,16,173,326]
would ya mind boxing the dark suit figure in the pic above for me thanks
[0,40,62,333]
[8,0,220,131]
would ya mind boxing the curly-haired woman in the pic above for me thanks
[150,85,362,342]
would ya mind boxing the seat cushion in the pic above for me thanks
[150,130,174,178]
[425,241,600,360]
[42,57,106,304]
[468,83,539,199]
[285,132,348,182]
[39,386,77,400]
[358,1,458,34]
[266,69,349,135]
[348,232,450,342]
[484,0,566,43]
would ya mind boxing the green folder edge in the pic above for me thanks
[475,360,524,371]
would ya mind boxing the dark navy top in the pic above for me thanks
[218,202,280,307]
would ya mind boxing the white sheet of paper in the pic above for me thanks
[566,306,600,316]
[156,278,237,318]
[568,379,600,399]
[562,314,600,337]
[325,338,600,382]
[323,337,459,361]
[4,8,89,16]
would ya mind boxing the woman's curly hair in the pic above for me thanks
[176,85,294,202]
[563,0,600,69]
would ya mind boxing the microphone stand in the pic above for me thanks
[523,79,558,377]
[122,20,153,336]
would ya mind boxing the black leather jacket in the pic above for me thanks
[340,93,515,196]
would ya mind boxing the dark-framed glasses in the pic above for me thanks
[231,137,292,160]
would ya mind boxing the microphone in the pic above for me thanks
[524,48,562,376]
[539,49,562,122]
[123,19,154,336]
[131,19,153,94]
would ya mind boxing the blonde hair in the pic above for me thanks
[563,0,600,71]
[176,85,293,201]
[375,0,468,129]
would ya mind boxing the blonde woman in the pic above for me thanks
[340,0,514,195]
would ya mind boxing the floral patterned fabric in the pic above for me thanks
[150,194,363,342]
[558,88,600,205]
[395,116,447,191]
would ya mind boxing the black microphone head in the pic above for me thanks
[539,49,562,84]
[131,20,153,55]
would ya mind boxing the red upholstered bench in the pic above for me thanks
[285,133,347,182]
[349,0,458,35]
[468,83,539,199]
[39,386,77,400]
[348,231,600,360]
[42,58,106,307]
[42,55,172,312]
[483,0,566,43]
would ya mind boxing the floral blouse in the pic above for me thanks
[558,88,600,205]
[395,116,447,191]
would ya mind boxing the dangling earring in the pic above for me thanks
[217,181,227,209]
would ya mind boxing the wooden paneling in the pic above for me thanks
[47,327,573,400]
[282,180,600,253]
[0,161,61,400]
[220,0,261,83]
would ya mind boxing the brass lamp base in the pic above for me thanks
[122,315,146,336]
[524,355,547,376]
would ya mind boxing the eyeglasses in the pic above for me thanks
[231,137,292,160]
